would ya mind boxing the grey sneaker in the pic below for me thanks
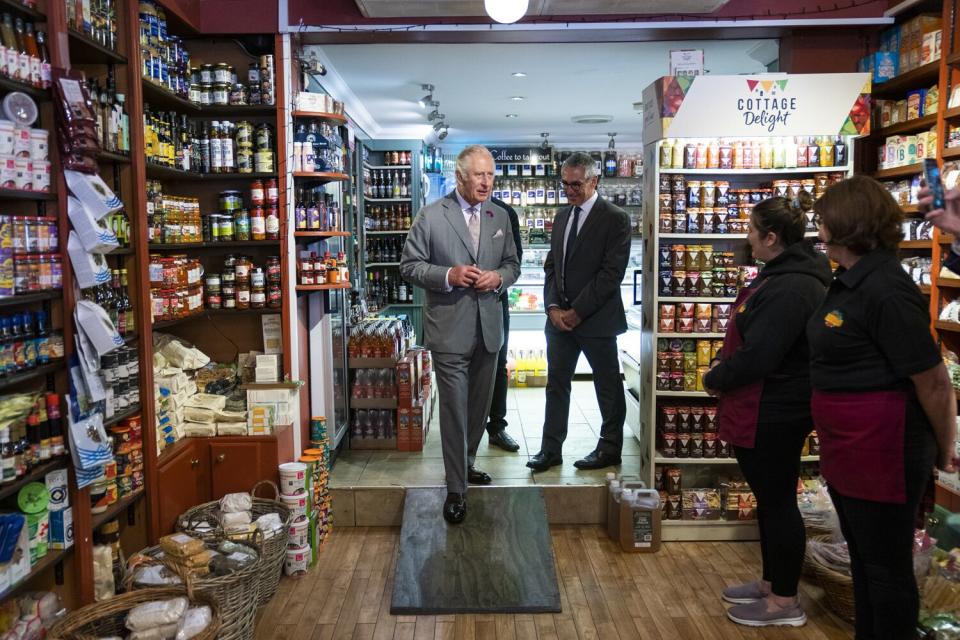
[726,599,807,627]
[721,581,768,604]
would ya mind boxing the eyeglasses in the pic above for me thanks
[812,212,823,227]
[561,178,594,190]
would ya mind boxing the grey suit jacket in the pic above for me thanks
[400,192,521,355]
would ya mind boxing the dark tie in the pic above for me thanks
[563,206,582,297]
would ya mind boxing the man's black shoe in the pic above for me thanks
[443,492,467,524]
[488,429,520,452]
[526,451,563,472]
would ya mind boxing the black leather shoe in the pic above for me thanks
[488,429,520,452]
[573,450,622,470]
[443,492,467,524]
[467,467,492,485]
[526,451,563,472]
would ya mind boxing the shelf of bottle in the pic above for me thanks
[365,262,401,268]
[296,283,352,293]
[292,110,346,123]
[294,231,350,239]
[0,546,74,603]
[0,360,64,392]
[97,150,132,164]
[874,162,924,179]
[103,403,142,428]
[91,489,144,531]
[658,332,725,339]
[0,457,68,502]
[145,164,277,181]
[0,291,58,309]
[658,166,850,175]
[148,240,279,251]
[0,75,47,100]
[364,164,411,171]
[0,188,55,201]
[67,29,126,65]
[0,0,44,21]
[942,147,960,161]
[872,60,940,98]
[365,230,409,235]
[141,78,201,113]
[869,113,938,139]
[364,197,411,203]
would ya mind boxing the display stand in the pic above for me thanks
[638,73,870,541]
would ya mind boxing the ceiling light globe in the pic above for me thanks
[484,0,528,24]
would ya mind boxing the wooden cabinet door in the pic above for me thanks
[156,442,210,536]
[208,441,272,499]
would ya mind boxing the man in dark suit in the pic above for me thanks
[486,196,524,452]
[527,151,631,472]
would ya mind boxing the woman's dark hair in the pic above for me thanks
[751,190,813,247]
[813,175,903,254]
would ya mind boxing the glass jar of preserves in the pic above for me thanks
[217,215,234,241]
[213,63,231,84]
[200,64,214,84]
[236,148,253,174]
[266,256,281,284]
[212,83,230,106]
[265,207,280,240]
[236,284,250,309]
[250,207,266,240]
[189,83,201,103]
[229,83,248,106]
[219,190,243,213]
[265,178,279,205]
[250,179,264,206]
[267,283,281,308]
[255,123,273,152]
[235,121,253,148]
[234,209,250,241]
[199,83,212,106]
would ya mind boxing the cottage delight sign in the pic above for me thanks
[642,73,871,144]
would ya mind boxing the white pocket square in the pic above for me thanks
[493,229,504,239]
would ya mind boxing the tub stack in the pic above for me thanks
[278,462,310,577]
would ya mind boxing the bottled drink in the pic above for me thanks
[35,30,50,89]
[604,135,618,178]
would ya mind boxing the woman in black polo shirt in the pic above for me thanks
[809,175,958,639]
[703,192,831,628]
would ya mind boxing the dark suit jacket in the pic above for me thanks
[491,197,523,302]
[544,196,631,337]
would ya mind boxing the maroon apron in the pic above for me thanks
[811,389,907,503]
[716,280,767,449]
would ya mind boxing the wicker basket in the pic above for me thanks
[176,480,292,606]
[48,585,220,640]
[806,534,855,623]
[129,538,262,640]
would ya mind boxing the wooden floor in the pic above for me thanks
[255,525,854,640]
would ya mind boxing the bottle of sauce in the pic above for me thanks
[0,15,17,81]
[46,392,63,456]
[23,21,39,87]
[250,268,266,308]
[266,206,280,240]
[209,121,223,174]
[12,17,28,83]
[35,30,50,89]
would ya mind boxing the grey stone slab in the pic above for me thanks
[391,487,561,614]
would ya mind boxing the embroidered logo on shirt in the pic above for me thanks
[824,309,844,328]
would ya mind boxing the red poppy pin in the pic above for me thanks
[486,210,494,217]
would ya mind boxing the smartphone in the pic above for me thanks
[924,158,946,209]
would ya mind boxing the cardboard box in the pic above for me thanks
[45,468,69,511]
[67,231,110,289]
[922,30,942,64]
[254,366,278,383]
[881,25,901,53]
[862,51,899,83]
[49,507,73,549]
[64,170,123,220]
[67,196,119,254]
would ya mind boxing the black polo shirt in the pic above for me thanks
[807,250,940,393]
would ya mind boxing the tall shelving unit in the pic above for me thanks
[639,73,870,541]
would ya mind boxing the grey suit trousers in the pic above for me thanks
[432,318,499,494]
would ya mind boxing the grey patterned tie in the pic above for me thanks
[468,206,480,255]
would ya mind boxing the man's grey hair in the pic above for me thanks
[561,151,598,179]
[456,144,493,174]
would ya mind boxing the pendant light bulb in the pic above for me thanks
[484,0,528,24]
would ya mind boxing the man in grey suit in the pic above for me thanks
[400,145,520,524]
[527,151,632,473]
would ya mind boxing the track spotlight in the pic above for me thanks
[438,126,449,141]
[418,84,435,108]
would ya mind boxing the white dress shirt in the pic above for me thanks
[443,190,500,291]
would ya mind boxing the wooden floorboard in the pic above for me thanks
[254,525,853,640]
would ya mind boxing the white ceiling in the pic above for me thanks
[309,40,778,147]
[353,0,730,18]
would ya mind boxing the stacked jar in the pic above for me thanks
[254,123,274,173]
[149,195,201,244]
[108,414,145,498]
[100,346,141,417]
[209,254,281,310]
[297,251,348,286]
[139,1,191,100]
[148,254,203,322]
[0,118,50,193]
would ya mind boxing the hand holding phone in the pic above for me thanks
[924,158,945,210]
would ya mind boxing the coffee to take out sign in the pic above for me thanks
[641,73,871,145]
